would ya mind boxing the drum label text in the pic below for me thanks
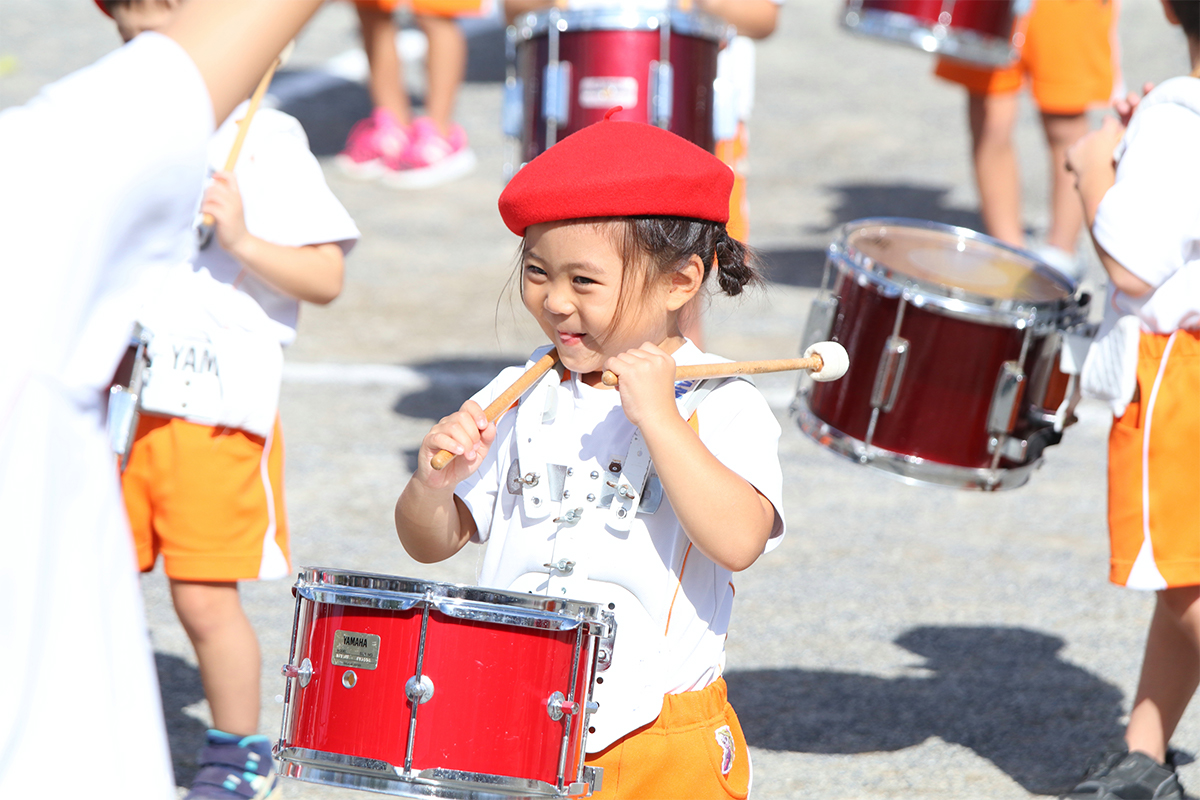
[578,77,638,110]
[332,630,381,670]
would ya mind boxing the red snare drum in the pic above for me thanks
[276,568,614,798]
[792,219,1088,491]
[503,7,731,175]
[841,0,1024,67]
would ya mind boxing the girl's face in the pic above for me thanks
[522,220,676,381]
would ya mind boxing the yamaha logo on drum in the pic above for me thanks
[332,630,381,670]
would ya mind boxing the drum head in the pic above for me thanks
[842,219,1074,306]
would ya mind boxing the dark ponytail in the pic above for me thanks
[612,216,763,298]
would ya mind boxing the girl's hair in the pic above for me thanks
[1168,0,1199,39]
[604,216,762,337]
[514,216,763,343]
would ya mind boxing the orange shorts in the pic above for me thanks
[935,0,1116,114]
[585,678,751,800]
[122,415,291,582]
[353,0,485,18]
[1108,330,1200,590]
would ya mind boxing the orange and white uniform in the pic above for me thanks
[1091,76,1200,590]
[455,340,785,798]
[935,0,1119,114]
[122,101,359,582]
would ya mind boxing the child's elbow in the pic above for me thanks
[309,246,345,305]
[1111,271,1153,299]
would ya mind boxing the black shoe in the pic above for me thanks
[1061,749,1184,799]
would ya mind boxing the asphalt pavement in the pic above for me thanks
[1,0,1196,797]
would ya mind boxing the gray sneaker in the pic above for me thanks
[1061,749,1184,799]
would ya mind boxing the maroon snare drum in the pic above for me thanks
[841,0,1025,67]
[503,6,732,175]
[792,219,1088,491]
[276,568,614,798]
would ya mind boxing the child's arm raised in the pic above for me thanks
[395,401,495,563]
[1066,117,1153,298]
[606,344,776,572]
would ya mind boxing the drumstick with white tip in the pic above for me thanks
[600,341,850,387]
[430,349,561,471]
[196,40,295,249]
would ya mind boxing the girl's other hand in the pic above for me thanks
[1065,115,1124,188]
[201,171,250,253]
[1113,81,1155,127]
[417,400,494,488]
[605,343,678,429]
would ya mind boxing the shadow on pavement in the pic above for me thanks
[726,626,1130,795]
[761,182,987,288]
[393,355,529,421]
[155,651,207,788]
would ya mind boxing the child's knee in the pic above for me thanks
[170,580,243,636]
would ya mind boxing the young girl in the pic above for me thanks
[395,117,785,798]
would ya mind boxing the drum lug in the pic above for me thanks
[543,62,572,127]
[648,61,673,129]
[986,360,1026,435]
[870,336,909,412]
[800,295,839,354]
[571,766,603,796]
[502,76,524,139]
[281,657,313,688]
[595,611,617,672]
[405,675,434,705]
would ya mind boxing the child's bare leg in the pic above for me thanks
[171,579,262,736]
[967,91,1024,248]
[357,3,411,124]
[1040,111,1090,254]
[1125,586,1200,762]
[416,13,466,135]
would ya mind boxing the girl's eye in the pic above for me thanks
[524,264,547,278]
[573,275,596,286]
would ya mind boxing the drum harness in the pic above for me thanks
[506,352,725,541]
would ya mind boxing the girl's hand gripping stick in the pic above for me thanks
[197,40,294,249]
[430,349,561,471]
[599,341,850,387]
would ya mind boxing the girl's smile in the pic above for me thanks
[522,220,681,384]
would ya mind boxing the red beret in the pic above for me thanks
[498,115,734,236]
[94,0,112,18]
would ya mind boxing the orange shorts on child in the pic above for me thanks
[353,0,484,19]
[122,414,290,582]
[935,0,1115,114]
[584,678,751,800]
[1108,330,1200,590]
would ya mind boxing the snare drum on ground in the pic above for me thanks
[792,218,1090,491]
[277,567,614,799]
[503,6,733,177]
[841,0,1023,68]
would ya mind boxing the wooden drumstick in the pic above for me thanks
[600,341,850,387]
[430,349,561,471]
[197,41,293,249]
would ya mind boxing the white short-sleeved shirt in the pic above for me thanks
[0,32,211,798]
[1093,76,1200,333]
[152,102,360,347]
[455,341,785,749]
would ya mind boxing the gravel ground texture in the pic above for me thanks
[2,0,1196,797]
